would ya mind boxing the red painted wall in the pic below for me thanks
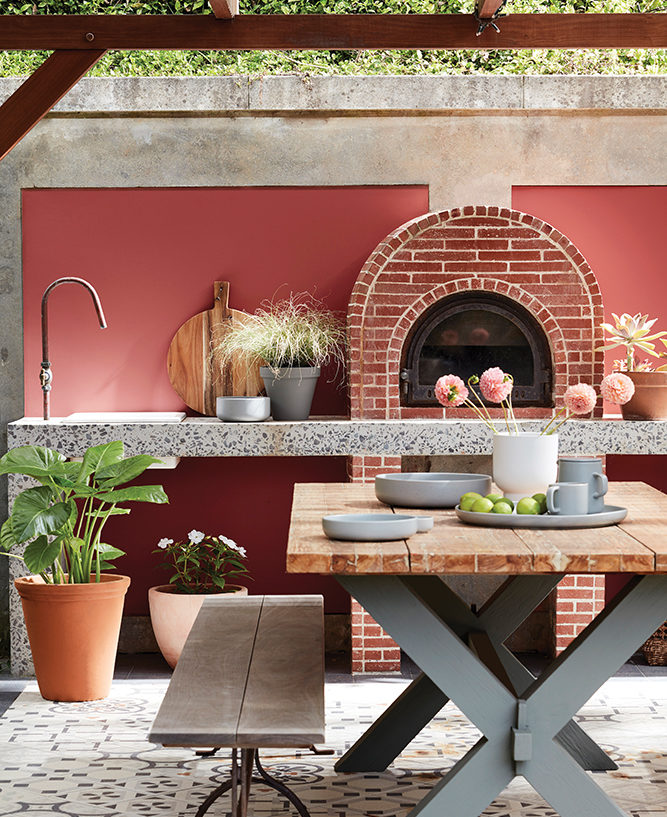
[22,186,430,613]
[22,186,665,614]
[512,186,667,496]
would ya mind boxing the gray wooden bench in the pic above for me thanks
[149,594,325,817]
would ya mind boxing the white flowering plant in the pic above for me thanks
[153,530,250,594]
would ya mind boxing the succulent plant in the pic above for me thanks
[598,313,667,372]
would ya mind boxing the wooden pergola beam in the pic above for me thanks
[476,0,506,20]
[0,48,106,162]
[208,0,239,20]
[0,14,665,51]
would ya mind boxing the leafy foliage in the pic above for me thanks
[153,531,250,593]
[0,0,664,76]
[0,442,168,583]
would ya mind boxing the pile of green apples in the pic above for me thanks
[459,491,548,515]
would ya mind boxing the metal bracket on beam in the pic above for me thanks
[512,699,532,773]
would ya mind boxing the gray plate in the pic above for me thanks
[322,513,433,541]
[455,504,628,529]
[375,472,492,508]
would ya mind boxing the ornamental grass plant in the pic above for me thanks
[215,293,347,377]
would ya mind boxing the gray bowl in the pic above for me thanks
[216,396,271,423]
[375,472,492,508]
[322,513,433,541]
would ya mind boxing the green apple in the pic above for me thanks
[485,493,505,504]
[532,492,548,514]
[516,497,540,515]
[471,497,495,514]
[492,501,514,514]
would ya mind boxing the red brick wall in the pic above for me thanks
[347,205,606,671]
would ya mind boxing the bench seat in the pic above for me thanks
[149,594,325,817]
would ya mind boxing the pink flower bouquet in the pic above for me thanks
[434,367,635,435]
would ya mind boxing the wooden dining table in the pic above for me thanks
[286,481,667,817]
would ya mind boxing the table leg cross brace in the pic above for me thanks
[336,574,611,774]
[338,574,667,817]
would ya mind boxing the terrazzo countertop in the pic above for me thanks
[8,415,667,457]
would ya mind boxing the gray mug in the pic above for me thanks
[546,482,590,516]
[557,457,608,513]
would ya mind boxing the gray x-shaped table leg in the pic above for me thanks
[337,574,667,817]
[336,574,612,774]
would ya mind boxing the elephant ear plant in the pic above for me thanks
[0,441,168,583]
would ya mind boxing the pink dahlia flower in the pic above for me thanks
[601,372,635,405]
[435,374,468,408]
[479,367,513,403]
[564,382,597,415]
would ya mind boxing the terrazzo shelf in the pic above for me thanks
[8,416,667,458]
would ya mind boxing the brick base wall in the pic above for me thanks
[555,575,606,654]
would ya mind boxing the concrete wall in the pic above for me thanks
[0,74,666,649]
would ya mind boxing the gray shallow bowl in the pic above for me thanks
[216,396,271,423]
[322,513,433,541]
[375,472,492,509]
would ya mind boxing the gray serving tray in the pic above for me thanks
[375,472,492,508]
[455,504,628,529]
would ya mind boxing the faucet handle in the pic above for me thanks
[39,363,52,391]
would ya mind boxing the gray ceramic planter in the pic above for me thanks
[260,366,320,420]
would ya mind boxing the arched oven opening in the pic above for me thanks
[400,291,553,407]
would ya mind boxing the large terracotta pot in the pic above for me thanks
[15,574,130,702]
[492,432,559,502]
[148,584,248,668]
[621,371,667,420]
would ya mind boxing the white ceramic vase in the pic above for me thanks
[492,432,559,502]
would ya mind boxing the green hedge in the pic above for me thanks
[0,0,665,76]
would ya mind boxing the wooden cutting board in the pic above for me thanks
[167,282,263,416]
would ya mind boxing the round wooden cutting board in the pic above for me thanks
[167,282,263,416]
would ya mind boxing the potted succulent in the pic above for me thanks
[0,442,168,701]
[149,530,250,668]
[435,368,634,501]
[215,294,346,420]
[598,312,667,420]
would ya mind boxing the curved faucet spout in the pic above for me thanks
[41,277,108,421]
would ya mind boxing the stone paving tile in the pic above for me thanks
[0,677,664,816]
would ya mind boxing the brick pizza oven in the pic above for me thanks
[346,205,606,673]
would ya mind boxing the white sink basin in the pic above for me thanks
[61,412,186,424]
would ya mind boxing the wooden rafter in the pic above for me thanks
[0,14,665,51]
[208,0,239,19]
[0,48,106,162]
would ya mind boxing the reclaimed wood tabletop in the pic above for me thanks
[286,481,667,575]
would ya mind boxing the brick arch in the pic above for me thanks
[348,205,604,421]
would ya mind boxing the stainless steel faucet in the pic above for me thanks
[40,277,108,421]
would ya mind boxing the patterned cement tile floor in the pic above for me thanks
[0,667,665,817]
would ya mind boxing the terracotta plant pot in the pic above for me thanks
[621,371,667,420]
[148,583,248,668]
[15,574,131,702]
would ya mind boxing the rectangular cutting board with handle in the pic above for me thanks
[167,282,263,416]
